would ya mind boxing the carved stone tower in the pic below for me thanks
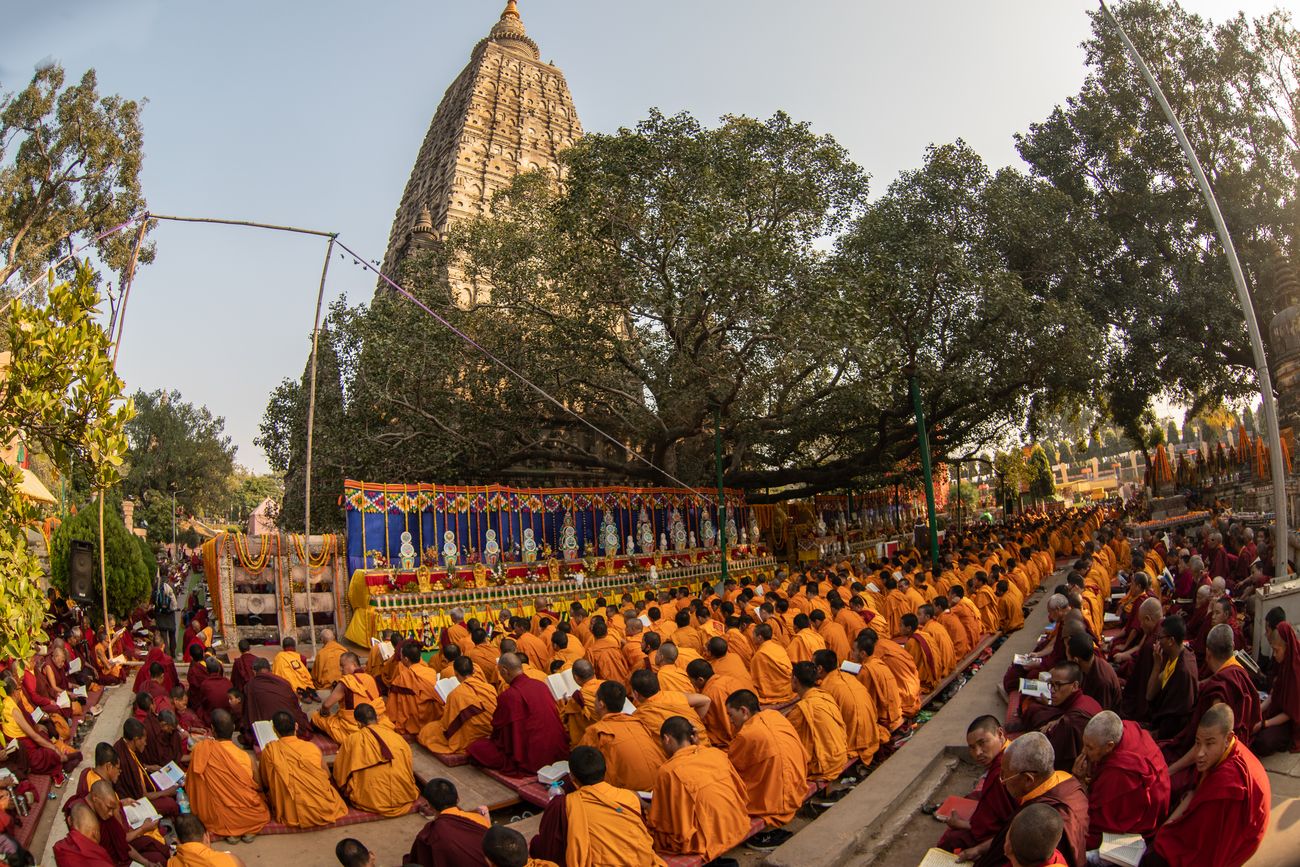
[380,1,583,305]
[1268,255,1300,440]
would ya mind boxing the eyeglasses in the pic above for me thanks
[1048,680,1071,689]
[999,769,1027,785]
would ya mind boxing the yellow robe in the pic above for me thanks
[272,651,315,693]
[634,691,709,749]
[188,739,269,837]
[750,641,795,705]
[311,640,347,688]
[561,678,604,747]
[311,673,392,744]
[168,842,243,867]
[566,781,665,867]
[387,661,441,735]
[332,724,419,817]
[579,713,665,794]
[418,676,498,755]
[648,745,751,861]
[727,709,808,828]
[786,687,848,781]
[819,669,885,765]
[260,733,348,828]
[787,630,827,664]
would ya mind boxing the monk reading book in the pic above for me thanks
[387,642,441,736]
[258,711,348,829]
[53,802,116,867]
[578,681,664,792]
[1072,711,1169,851]
[332,703,419,817]
[813,650,885,766]
[240,658,311,743]
[418,656,498,756]
[467,653,568,775]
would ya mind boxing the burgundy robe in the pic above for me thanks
[131,649,178,693]
[196,675,235,724]
[1256,622,1300,754]
[1002,625,1067,694]
[139,679,172,713]
[241,672,311,739]
[466,675,568,775]
[1081,656,1121,712]
[1117,632,1157,721]
[1149,739,1270,867]
[974,775,1089,867]
[52,829,116,867]
[186,661,210,709]
[1041,691,1102,772]
[405,812,490,867]
[530,793,568,865]
[136,710,184,767]
[1086,721,1169,850]
[111,739,178,819]
[938,747,1016,852]
[99,809,168,866]
[230,653,257,693]
[1148,647,1198,740]
[1162,661,1260,762]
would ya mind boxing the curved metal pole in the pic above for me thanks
[302,236,337,656]
[1099,1,1288,587]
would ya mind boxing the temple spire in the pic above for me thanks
[501,0,520,22]
[488,0,539,58]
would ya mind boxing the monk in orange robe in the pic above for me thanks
[651,644,695,694]
[813,650,885,765]
[919,606,957,674]
[749,623,795,704]
[549,631,584,672]
[902,613,945,693]
[787,615,827,664]
[949,587,985,647]
[648,717,752,861]
[848,632,904,733]
[467,628,501,687]
[188,710,269,841]
[387,642,442,735]
[258,710,348,828]
[168,815,247,867]
[933,598,972,659]
[578,681,664,792]
[704,637,755,690]
[996,580,1025,632]
[861,628,921,717]
[332,702,419,817]
[271,637,316,702]
[418,656,498,755]
[630,669,710,749]
[685,659,751,748]
[512,619,551,674]
[559,661,604,746]
[312,652,392,743]
[584,619,629,685]
[621,617,648,673]
[444,609,473,657]
[724,689,808,835]
[787,662,849,781]
[311,629,347,689]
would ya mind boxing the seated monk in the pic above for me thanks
[787,661,848,781]
[484,825,558,867]
[1064,633,1119,712]
[258,711,348,829]
[787,615,827,664]
[649,643,693,694]
[578,681,664,792]
[529,746,661,867]
[404,778,490,867]
[388,642,441,736]
[112,719,178,818]
[241,658,311,743]
[1004,804,1068,867]
[229,641,256,695]
[197,659,235,725]
[901,613,945,693]
[585,619,630,685]
[1019,662,1101,772]
[418,656,498,756]
[938,716,1016,853]
[140,662,174,714]
[749,623,795,705]
[630,670,710,751]
[848,631,904,733]
[1254,609,1300,757]
[186,645,211,710]
[704,636,755,689]
[54,802,115,867]
[85,777,169,865]
[1145,704,1270,867]
[332,702,419,817]
[995,580,1025,632]
[964,733,1088,867]
[724,690,807,849]
[141,708,186,768]
[132,636,178,694]
[812,650,886,767]
[188,710,269,842]
[169,815,247,867]
[271,637,317,704]
[1162,624,1261,788]
[1,673,80,783]
[549,631,584,672]
[918,605,958,674]
[311,628,347,689]
[466,653,568,775]
[1144,615,1200,741]
[92,627,126,686]
[863,627,922,718]
[312,653,391,744]
[647,716,751,861]
[1073,711,1169,851]
[172,687,207,738]
[685,659,750,748]
[335,838,377,867]
[559,661,604,747]
[40,645,85,717]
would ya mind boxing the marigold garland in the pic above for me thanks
[231,532,273,574]
[290,533,335,570]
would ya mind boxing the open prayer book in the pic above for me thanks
[150,761,185,791]
[537,760,569,785]
[1099,833,1146,866]
[839,660,862,675]
[29,707,45,724]
[1104,612,1122,625]
[109,655,127,666]
[55,692,71,709]
[435,677,460,703]
[916,849,960,867]
[546,669,579,702]
[68,657,82,674]
[123,798,161,830]
[251,720,278,751]
[621,699,636,715]
[1019,678,1052,702]
[370,638,395,661]
[1012,653,1038,667]
[72,685,88,700]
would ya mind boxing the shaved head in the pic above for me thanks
[1007,803,1063,865]
[1199,702,1234,737]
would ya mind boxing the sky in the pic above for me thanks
[2,0,1294,474]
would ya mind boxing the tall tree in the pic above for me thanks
[1017,2,1300,441]
[0,65,152,292]
[257,324,347,532]
[1026,445,1056,503]
[123,389,235,544]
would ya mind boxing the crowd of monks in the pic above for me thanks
[19,505,1292,867]
[936,512,1284,867]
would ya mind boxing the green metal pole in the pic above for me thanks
[907,370,940,570]
[714,405,728,584]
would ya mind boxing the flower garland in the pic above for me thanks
[290,533,336,570]
[232,532,274,574]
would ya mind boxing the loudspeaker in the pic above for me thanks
[68,540,95,603]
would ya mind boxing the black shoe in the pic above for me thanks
[920,802,939,816]
[745,829,792,851]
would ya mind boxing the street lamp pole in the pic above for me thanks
[714,405,728,585]
[906,365,941,570]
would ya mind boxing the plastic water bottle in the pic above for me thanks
[176,786,190,815]
[546,781,564,802]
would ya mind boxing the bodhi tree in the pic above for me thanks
[0,64,151,294]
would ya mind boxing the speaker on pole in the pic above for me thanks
[68,540,95,604]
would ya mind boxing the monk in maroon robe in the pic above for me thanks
[1144,705,1269,867]
[1145,618,1198,741]
[1034,663,1101,772]
[84,779,168,866]
[113,719,179,819]
[184,644,210,707]
[467,653,568,775]
[1063,634,1118,713]
[404,778,490,867]
[970,732,1088,867]
[1253,614,1300,756]
[938,716,1016,853]
[131,642,178,693]
[241,660,311,740]
[1002,597,1070,694]
[230,641,258,693]
[1114,598,1163,719]
[54,803,117,867]
[1075,712,1169,850]
[196,660,235,723]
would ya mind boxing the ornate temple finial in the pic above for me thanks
[413,207,434,234]
[488,0,539,58]
[501,0,520,22]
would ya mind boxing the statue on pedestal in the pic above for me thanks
[701,514,717,549]
[484,529,501,567]
[441,531,459,569]
[637,508,655,553]
[522,528,538,563]
[600,510,620,555]
[561,513,579,561]
[670,509,687,552]
[399,532,416,571]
